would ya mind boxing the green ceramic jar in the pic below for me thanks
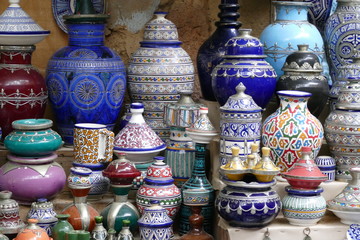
[4,119,63,157]
[51,214,74,240]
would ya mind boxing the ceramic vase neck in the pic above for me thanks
[191,143,208,177]
[279,95,309,113]
[129,108,146,124]
[0,46,34,64]
[349,169,360,186]
[274,2,310,22]
[67,23,105,46]
[215,0,241,28]
[74,196,87,204]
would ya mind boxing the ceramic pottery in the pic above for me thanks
[328,167,360,224]
[101,153,141,233]
[0,153,66,205]
[260,1,330,83]
[65,230,91,240]
[26,199,58,236]
[305,0,337,35]
[182,189,211,207]
[91,216,107,240]
[61,167,99,232]
[73,123,114,166]
[51,214,74,240]
[138,200,174,240]
[13,219,52,240]
[276,44,329,117]
[0,45,48,139]
[164,91,203,187]
[262,90,324,172]
[197,0,241,101]
[0,0,49,45]
[212,29,277,108]
[179,206,214,240]
[118,104,131,131]
[45,3,126,145]
[136,157,181,218]
[128,12,195,139]
[216,179,281,228]
[220,146,248,181]
[81,165,110,198]
[0,233,8,240]
[282,147,327,189]
[324,0,360,80]
[252,147,280,183]
[219,82,262,165]
[117,220,134,240]
[315,156,336,182]
[0,191,25,235]
[114,103,166,165]
[282,186,326,226]
[325,59,360,180]
[4,119,62,157]
[347,224,360,240]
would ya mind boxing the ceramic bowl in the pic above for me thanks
[113,147,166,163]
[219,167,247,181]
[252,169,279,183]
[0,33,49,45]
[328,209,360,225]
[182,189,210,206]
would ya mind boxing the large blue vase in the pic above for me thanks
[212,29,277,109]
[260,1,330,84]
[46,11,126,145]
[197,0,241,101]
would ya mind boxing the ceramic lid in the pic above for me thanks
[28,198,54,211]
[282,45,322,73]
[224,29,266,58]
[137,200,173,228]
[14,219,52,240]
[141,12,181,44]
[221,147,247,171]
[144,156,174,185]
[252,147,280,175]
[186,107,218,144]
[12,119,53,130]
[220,82,262,112]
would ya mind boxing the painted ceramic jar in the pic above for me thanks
[91,216,107,240]
[128,12,195,139]
[61,167,99,232]
[315,156,336,182]
[282,186,326,226]
[219,82,262,165]
[216,179,281,228]
[136,157,182,219]
[13,219,52,240]
[51,214,74,240]
[0,233,8,240]
[114,103,166,167]
[26,199,57,236]
[260,1,330,83]
[197,0,241,101]
[276,44,329,117]
[324,0,360,81]
[45,5,126,145]
[101,153,141,233]
[0,153,66,204]
[328,167,360,224]
[212,29,277,109]
[262,90,324,172]
[4,119,62,157]
[137,200,173,240]
[164,91,202,187]
[0,191,25,235]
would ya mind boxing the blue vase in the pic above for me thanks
[197,0,241,101]
[260,1,330,84]
[212,29,277,109]
[306,0,337,36]
[46,11,126,145]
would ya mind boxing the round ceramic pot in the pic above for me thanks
[282,186,326,226]
[212,29,277,109]
[0,154,66,205]
[13,219,52,240]
[262,90,324,172]
[46,13,126,145]
[216,180,281,228]
[0,191,25,235]
[315,156,336,182]
[4,119,62,157]
[26,199,58,236]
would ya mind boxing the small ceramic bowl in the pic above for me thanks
[252,169,279,183]
[328,209,360,225]
[219,167,247,181]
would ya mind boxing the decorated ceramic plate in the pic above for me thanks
[51,0,105,33]
[347,224,360,240]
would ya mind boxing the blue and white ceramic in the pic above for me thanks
[26,199,58,236]
[306,0,338,35]
[212,29,277,109]
[347,224,360,240]
[46,9,126,145]
[219,82,262,165]
[128,12,195,139]
[260,1,330,84]
[315,156,336,182]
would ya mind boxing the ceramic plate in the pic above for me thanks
[347,224,360,240]
[51,0,105,33]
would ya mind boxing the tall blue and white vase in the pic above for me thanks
[212,29,277,109]
[46,4,126,145]
[260,1,331,84]
[128,12,195,139]
[306,0,338,36]
[219,82,262,165]
[163,91,202,188]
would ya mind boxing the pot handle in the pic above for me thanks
[99,129,114,163]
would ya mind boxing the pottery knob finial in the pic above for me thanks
[235,82,246,94]
[262,147,270,157]
[251,143,259,152]
[297,44,309,52]
[231,146,240,156]
[9,0,20,6]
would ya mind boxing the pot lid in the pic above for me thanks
[144,156,174,185]
[281,45,322,73]
[137,200,173,227]
[102,152,141,180]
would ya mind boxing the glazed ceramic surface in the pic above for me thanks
[197,0,241,101]
[13,219,52,240]
[117,220,134,240]
[347,224,360,240]
[262,90,324,172]
[315,156,336,182]
[51,214,74,240]
[26,199,58,236]
[306,0,337,35]
[219,82,262,165]
[46,7,126,145]
[91,216,107,240]
[260,1,330,83]
[0,191,25,234]
[128,12,194,139]
[212,29,277,109]
[4,119,62,157]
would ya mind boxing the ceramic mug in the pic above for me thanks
[73,123,114,165]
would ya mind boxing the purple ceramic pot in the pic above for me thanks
[0,153,66,205]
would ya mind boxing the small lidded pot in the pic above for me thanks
[220,146,247,181]
[252,147,280,182]
[13,219,53,240]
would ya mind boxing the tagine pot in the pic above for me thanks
[13,219,52,240]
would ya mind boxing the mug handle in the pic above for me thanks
[99,129,115,163]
